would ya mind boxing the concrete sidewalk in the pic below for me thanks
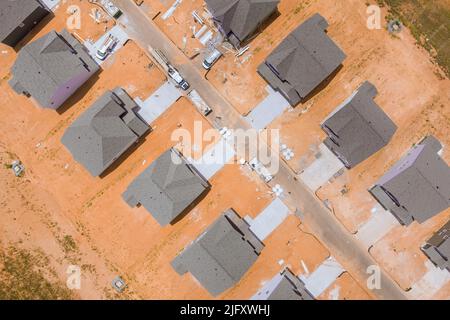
[300,256,345,298]
[245,86,291,130]
[246,197,291,241]
[135,81,181,124]
[299,143,345,192]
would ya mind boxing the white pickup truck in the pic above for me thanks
[202,49,222,70]
[96,34,118,61]
[101,0,122,18]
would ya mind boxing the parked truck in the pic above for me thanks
[168,66,190,91]
[96,34,118,61]
[101,0,122,19]
[149,48,190,90]
[202,49,222,70]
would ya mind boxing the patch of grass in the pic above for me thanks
[61,235,78,254]
[294,4,303,15]
[0,246,73,300]
[381,0,450,77]
[81,264,96,274]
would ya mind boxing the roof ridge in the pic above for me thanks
[199,232,237,282]
[21,34,60,88]
[414,155,449,201]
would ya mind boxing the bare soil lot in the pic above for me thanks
[266,0,450,295]
[0,0,171,298]
[1,0,448,300]
[152,0,208,58]
[318,272,372,300]
[148,0,450,298]
[207,0,306,115]
[382,0,450,77]
[1,2,345,298]
[370,216,450,291]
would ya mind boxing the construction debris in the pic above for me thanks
[388,20,403,34]
[236,45,250,57]
[89,8,104,24]
[11,160,25,177]
[111,276,127,293]
[192,10,204,25]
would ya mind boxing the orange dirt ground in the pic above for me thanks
[1,0,448,300]
[147,0,450,299]
[152,0,208,59]
[0,0,358,299]
[277,0,450,295]
[433,280,450,300]
[370,215,450,291]
[207,0,306,116]
[318,272,372,300]
[273,1,449,295]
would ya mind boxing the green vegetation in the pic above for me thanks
[61,235,78,254]
[294,4,303,15]
[0,246,73,300]
[381,0,450,77]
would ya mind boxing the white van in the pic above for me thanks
[96,35,118,61]
[102,0,123,18]
[202,49,222,70]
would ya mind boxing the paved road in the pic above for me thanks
[113,0,406,300]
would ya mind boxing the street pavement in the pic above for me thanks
[113,0,407,300]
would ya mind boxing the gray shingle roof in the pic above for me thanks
[321,81,397,168]
[171,209,264,296]
[258,13,346,106]
[61,87,149,177]
[369,136,450,225]
[422,220,450,272]
[122,148,210,226]
[252,268,314,300]
[9,29,99,109]
[0,0,49,47]
[205,0,279,47]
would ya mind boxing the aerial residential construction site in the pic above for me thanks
[0,0,449,301]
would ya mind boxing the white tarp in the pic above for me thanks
[245,86,290,130]
[356,204,400,248]
[135,81,181,124]
[299,144,345,191]
[248,198,290,241]
[300,256,345,298]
